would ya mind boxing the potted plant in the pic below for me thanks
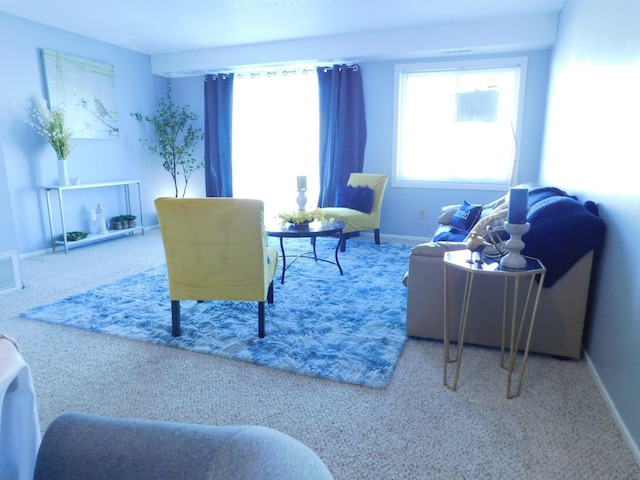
[111,216,124,230]
[132,85,203,198]
[122,214,137,228]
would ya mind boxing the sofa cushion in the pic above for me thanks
[335,185,374,213]
[449,201,482,231]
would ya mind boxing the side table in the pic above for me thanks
[443,249,546,399]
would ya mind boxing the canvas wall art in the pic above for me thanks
[42,49,119,139]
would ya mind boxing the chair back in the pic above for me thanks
[347,173,389,223]
[155,197,272,302]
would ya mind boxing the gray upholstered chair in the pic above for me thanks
[319,173,388,251]
[34,412,334,480]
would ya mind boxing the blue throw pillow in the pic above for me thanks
[335,185,375,213]
[449,201,482,231]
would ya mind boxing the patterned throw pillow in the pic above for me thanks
[449,201,482,231]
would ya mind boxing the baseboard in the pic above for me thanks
[584,350,640,466]
[357,232,431,245]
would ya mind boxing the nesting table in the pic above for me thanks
[443,249,546,399]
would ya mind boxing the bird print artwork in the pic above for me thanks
[94,98,113,119]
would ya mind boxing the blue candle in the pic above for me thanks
[507,187,528,224]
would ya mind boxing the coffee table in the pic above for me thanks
[266,220,345,284]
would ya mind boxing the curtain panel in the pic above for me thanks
[204,74,234,197]
[317,65,367,207]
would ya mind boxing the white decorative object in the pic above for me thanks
[296,189,307,212]
[57,159,69,186]
[500,222,530,269]
[69,176,80,185]
[93,203,108,234]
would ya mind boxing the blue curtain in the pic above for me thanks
[317,65,367,207]
[204,74,234,197]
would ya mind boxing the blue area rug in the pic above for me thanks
[21,239,411,388]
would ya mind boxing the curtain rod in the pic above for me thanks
[206,64,359,80]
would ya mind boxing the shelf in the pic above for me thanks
[54,227,144,248]
[44,180,144,253]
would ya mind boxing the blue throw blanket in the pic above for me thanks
[522,195,605,287]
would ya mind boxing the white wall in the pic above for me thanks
[0,12,169,254]
[541,0,640,456]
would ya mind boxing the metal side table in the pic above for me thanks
[443,249,546,399]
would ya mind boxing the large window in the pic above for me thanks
[232,69,319,219]
[393,58,527,189]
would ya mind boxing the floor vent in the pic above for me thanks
[0,251,22,294]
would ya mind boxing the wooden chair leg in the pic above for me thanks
[258,301,265,338]
[374,229,381,245]
[267,281,274,304]
[340,234,348,252]
[171,300,181,337]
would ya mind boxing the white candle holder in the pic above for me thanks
[500,222,530,269]
[296,189,307,212]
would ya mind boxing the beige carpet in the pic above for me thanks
[2,229,639,479]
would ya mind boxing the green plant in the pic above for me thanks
[26,98,75,160]
[132,85,204,198]
[62,231,87,241]
[277,208,328,225]
[121,214,136,221]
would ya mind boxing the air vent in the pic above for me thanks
[0,251,22,294]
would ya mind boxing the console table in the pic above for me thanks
[443,249,546,399]
[44,180,144,253]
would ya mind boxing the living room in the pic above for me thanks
[1,0,639,477]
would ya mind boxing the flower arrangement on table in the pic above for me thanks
[277,208,333,226]
[26,99,75,160]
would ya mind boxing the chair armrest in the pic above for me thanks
[34,413,333,480]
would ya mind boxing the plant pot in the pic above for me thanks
[112,221,122,230]
[127,220,136,228]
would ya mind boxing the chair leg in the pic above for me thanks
[171,300,181,337]
[258,301,265,338]
[267,281,274,304]
[340,233,348,252]
[374,229,381,245]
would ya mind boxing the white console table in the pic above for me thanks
[44,180,144,253]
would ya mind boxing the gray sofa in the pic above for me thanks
[34,412,333,480]
[404,187,605,359]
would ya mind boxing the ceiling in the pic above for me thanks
[0,0,566,56]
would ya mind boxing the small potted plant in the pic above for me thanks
[122,214,137,228]
[111,216,124,230]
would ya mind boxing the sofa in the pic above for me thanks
[404,186,606,359]
[33,412,334,480]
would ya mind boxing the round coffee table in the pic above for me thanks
[266,220,345,284]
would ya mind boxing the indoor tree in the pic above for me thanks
[132,84,203,198]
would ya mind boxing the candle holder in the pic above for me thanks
[500,222,530,269]
[296,188,307,212]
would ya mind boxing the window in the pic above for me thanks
[393,57,527,189]
[232,70,319,219]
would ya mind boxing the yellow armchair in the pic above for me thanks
[320,173,389,251]
[155,197,278,338]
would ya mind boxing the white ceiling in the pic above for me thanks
[0,0,566,56]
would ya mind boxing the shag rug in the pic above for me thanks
[21,239,411,388]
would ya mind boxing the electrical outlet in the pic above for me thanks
[418,209,426,221]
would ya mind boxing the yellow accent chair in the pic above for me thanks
[319,173,389,251]
[155,197,278,338]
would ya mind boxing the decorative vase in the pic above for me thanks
[57,159,69,186]
[500,222,530,269]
